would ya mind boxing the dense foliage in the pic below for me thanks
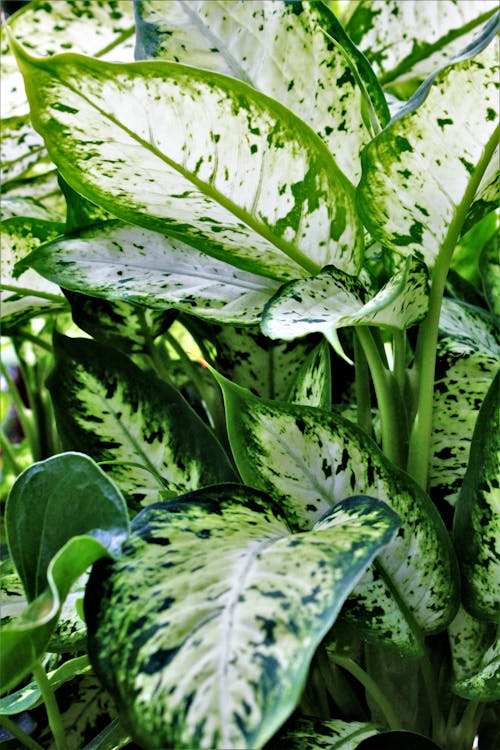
[0,2,498,749]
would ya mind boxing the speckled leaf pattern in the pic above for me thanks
[0,197,66,323]
[13,46,363,282]
[47,333,236,508]
[134,0,389,184]
[206,323,320,400]
[448,606,499,701]
[357,38,499,269]
[346,0,498,84]
[453,371,500,621]
[213,373,459,636]
[453,638,500,702]
[1,115,50,187]
[462,146,499,236]
[86,486,399,750]
[262,256,429,342]
[268,716,379,749]
[288,340,332,410]
[27,220,281,325]
[2,0,135,119]
[430,298,500,508]
[65,290,176,357]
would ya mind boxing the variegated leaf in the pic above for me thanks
[430,299,500,508]
[453,371,500,621]
[212,373,459,638]
[356,31,499,269]
[448,606,499,701]
[288,339,332,409]
[47,333,236,508]
[12,43,363,282]
[1,169,65,215]
[201,322,320,400]
[1,0,136,120]
[268,716,378,749]
[86,486,399,750]
[26,220,281,325]
[0,115,51,187]
[134,0,389,184]
[261,256,429,343]
[0,197,66,324]
[346,0,498,84]
[65,290,176,357]
[462,146,499,235]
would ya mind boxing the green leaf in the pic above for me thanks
[135,0,389,184]
[288,339,332,409]
[212,373,459,637]
[357,33,499,269]
[261,256,429,344]
[0,197,66,324]
[267,715,379,749]
[1,169,66,216]
[453,371,500,621]
[6,452,129,602]
[1,115,50,188]
[1,452,130,693]
[64,290,177,357]
[462,145,499,236]
[448,606,499,701]
[26,220,282,325]
[47,333,237,508]
[479,224,500,318]
[430,299,500,508]
[346,0,498,85]
[451,211,499,291]
[86,485,399,750]
[0,655,90,716]
[12,45,363,281]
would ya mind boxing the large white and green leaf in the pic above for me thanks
[2,0,136,120]
[1,168,65,215]
[453,371,499,621]
[200,322,321,401]
[134,0,389,184]
[0,115,51,188]
[12,44,363,281]
[24,220,281,325]
[356,29,499,270]
[268,716,379,749]
[430,299,500,509]
[0,197,66,327]
[346,0,498,85]
[261,256,429,344]
[448,606,499,701]
[86,485,399,750]
[47,333,237,509]
[212,373,459,641]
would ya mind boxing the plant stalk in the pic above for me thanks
[32,661,68,750]
[0,715,45,750]
[329,653,400,731]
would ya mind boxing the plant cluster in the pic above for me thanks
[0,1,499,749]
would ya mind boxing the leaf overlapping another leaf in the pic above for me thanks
[10,41,364,281]
[86,485,399,750]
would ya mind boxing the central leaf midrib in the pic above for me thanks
[53,64,321,276]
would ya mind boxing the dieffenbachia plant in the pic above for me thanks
[0,2,498,749]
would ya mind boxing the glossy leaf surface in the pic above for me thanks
[213,373,459,636]
[262,256,428,342]
[1,453,129,693]
[27,220,281,325]
[47,333,236,508]
[13,45,363,280]
[357,34,499,269]
[448,606,499,701]
[135,0,389,183]
[453,371,500,620]
[86,485,399,749]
